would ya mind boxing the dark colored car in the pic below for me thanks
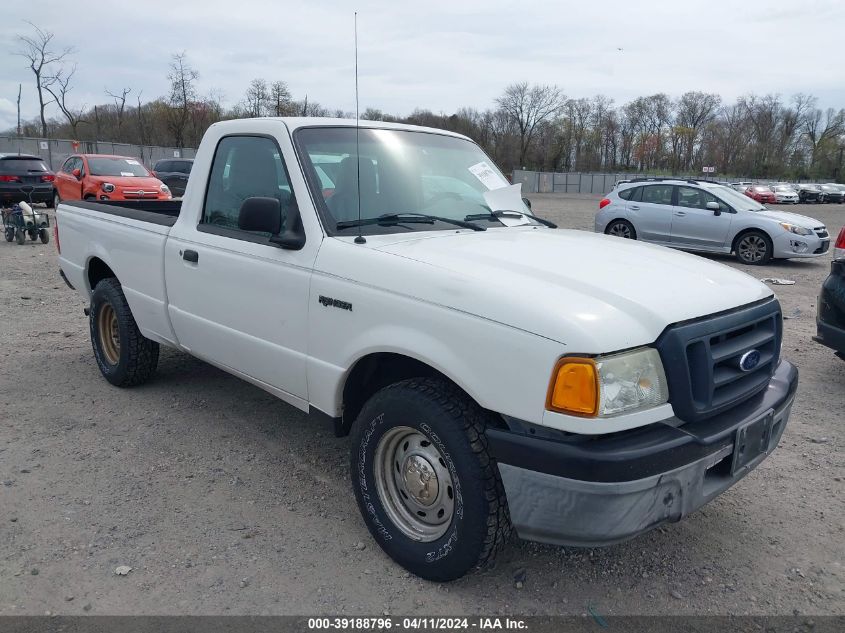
[796,184,825,203]
[819,184,845,203]
[152,158,193,197]
[0,153,56,207]
[814,226,845,360]
[744,184,777,204]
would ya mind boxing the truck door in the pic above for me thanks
[164,133,317,403]
[670,186,733,250]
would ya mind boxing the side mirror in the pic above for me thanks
[72,168,81,180]
[237,196,305,250]
[706,201,721,216]
[522,197,532,210]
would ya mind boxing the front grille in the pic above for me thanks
[656,298,782,422]
[815,227,829,239]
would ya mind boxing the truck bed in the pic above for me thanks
[68,199,182,227]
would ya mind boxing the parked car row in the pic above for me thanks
[0,152,194,209]
[729,181,845,204]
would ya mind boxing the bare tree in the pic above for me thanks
[804,105,845,171]
[43,64,87,138]
[15,21,74,138]
[496,82,565,168]
[106,87,132,137]
[269,81,293,116]
[166,52,199,147]
[244,78,270,117]
[16,84,22,136]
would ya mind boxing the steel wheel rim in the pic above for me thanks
[98,303,120,365]
[738,235,766,262]
[373,426,455,542]
[609,222,632,238]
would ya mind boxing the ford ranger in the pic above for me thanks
[56,117,798,581]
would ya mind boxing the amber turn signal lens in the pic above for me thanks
[546,358,599,416]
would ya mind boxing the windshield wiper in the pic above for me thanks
[464,209,557,229]
[336,213,486,232]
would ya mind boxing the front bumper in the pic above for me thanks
[772,230,830,258]
[488,360,798,547]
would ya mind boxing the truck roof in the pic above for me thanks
[209,117,473,141]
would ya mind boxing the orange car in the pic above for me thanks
[53,154,172,206]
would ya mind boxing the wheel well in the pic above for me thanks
[605,218,635,235]
[87,257,116,291]
[731,228,772,252]
[338,352,503,437]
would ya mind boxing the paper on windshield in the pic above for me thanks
[483,183,532,226]
[120,172,135,177]
[125,159,141,165]
[468,161,508,190]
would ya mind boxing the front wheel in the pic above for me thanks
[605,219,636,240]
[90,278,160,387]
[349,378,511,581]
[39,228,49,244]
[735,231,773,265]
[4,227,14,242]
[15,229,25,245]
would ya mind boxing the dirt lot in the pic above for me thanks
[0,194,843,616]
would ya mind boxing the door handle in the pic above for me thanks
[182,249,199,263]
[674,211,686,216]
[630,205,640,210]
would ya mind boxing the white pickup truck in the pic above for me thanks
[56,117,798,581]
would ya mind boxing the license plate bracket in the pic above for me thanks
[731,411,774,476]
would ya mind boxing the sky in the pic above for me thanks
[1,0,843,134]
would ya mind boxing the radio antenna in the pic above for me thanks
[353,12,366,245]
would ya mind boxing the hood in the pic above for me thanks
[756,209,822,228]
[322,228,774,353]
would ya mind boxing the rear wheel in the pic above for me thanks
[90,278,159,387]
[350,378,510,581]
[605,219,636,240]
[39,228,49,244]
[51,191,60,209]
[4,227,14,242]
[735,231,772,265]
[15,229,25,245]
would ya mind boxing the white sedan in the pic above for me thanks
[772,184,800,204]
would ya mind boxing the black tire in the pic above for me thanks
[734,230,773,265]
[4,227,13,242]
[28,229,38,241]
[52,191,61,209]
[89,278,159,387]
[15,229,25,245]
[39,228,49,244]
[45,192,55,209]
[605,219,636,240]
[349,378,511,581]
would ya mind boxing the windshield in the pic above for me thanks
[88,157,150,177]
[295,127,528,235]
[706,184,767,211]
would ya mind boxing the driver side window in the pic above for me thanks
[201,135,295,239]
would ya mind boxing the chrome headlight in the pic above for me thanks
[160,184,170,193]
[779,223,812,236]
[101,182,115,193]
[547,347,669,417]
[596,348,669,415]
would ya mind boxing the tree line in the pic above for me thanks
[11,23,845,180]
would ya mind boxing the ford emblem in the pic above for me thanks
[739,349,761,372]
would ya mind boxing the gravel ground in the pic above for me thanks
[0,195,842,616]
